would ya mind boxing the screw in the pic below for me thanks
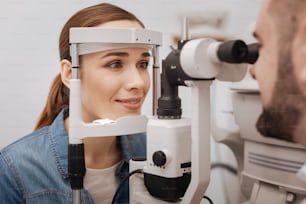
[286,192,295,203]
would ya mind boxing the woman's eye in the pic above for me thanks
[105,61,122,69]
[137,61,149,69]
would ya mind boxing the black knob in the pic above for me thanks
[152,151,167,167]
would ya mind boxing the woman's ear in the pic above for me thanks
[60,59,72,88]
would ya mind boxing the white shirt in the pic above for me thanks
[84,162,120,204]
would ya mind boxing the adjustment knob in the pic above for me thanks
[152,151,167,167]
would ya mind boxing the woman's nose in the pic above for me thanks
[125,68,146,90]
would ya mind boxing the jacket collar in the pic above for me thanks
[49,109,69,179]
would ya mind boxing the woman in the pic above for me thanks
[0,3,149,204]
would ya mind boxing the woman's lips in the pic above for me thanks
[116,98,142,110]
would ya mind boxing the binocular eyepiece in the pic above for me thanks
[217,40,259,64]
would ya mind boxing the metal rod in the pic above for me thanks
[70,43,82,204]
[73,190,81,204]
[152,46,160,116]
[181,16,190,41]
[70,43,79,79]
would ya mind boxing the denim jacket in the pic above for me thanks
[0,109,146,204]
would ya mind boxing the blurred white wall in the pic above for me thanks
[0,1,262,203]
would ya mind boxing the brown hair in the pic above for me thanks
[34,3,144,130]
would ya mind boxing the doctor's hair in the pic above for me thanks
[34,3,145,130]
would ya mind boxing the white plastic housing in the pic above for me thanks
[145,117,192,177]
[180,38,247,82]
[180,38,220,79]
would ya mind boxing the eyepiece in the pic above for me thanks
[217,40,248,63]
[244,43,259,64]
[217,40,259,64]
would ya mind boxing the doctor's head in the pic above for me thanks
[35,3,151,129]
[250,0,306,145]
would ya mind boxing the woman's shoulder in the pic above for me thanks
[0,126,51,186]
[1,126,49,155]
[0,121,71,202]
[0,123,67,184]
[1,109,67,157]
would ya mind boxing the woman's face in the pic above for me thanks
[79,21,151,122]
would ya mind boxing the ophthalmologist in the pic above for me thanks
[250,0,306,187]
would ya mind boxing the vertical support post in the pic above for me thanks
[182,80,211,204]
[181,16,190,41]
[70,43,79,80]
[152,46,160,116]
[68,43,85,204]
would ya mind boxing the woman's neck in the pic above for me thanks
[84,137,121,169]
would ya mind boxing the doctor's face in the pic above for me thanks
[250,1,306,144]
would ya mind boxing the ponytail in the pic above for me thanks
[34,74,69,130]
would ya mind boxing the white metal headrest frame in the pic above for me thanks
[68,29,162,204]
[69,27,162,77]
[68,28,162,144]
[70,27,162,55]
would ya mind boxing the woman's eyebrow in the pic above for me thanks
[101,52,129,58]
[142,52,151,58]
[101,51,151,58]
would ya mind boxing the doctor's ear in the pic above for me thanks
[60,59,72,89]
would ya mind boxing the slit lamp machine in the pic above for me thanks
[66,24,288,204]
